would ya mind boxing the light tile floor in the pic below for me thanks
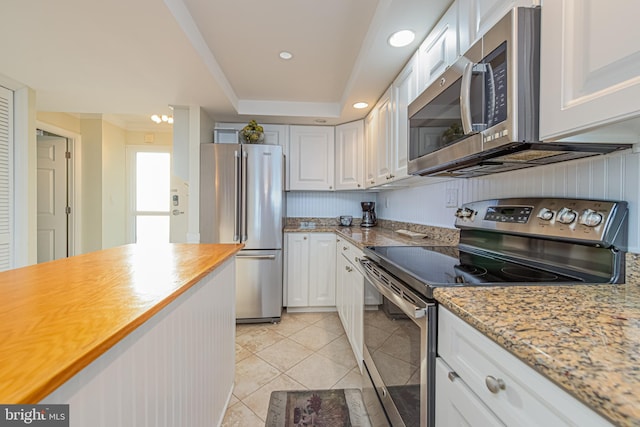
[222,310,364,426]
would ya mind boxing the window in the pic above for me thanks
[127,146,171,244]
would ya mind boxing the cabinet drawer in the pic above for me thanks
[438,306,612,426]
[435,357,503,427]
[337,238,364,269]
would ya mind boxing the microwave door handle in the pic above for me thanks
[485,63,496,127]
[460,61,474,134]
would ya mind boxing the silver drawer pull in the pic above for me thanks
[345,266,353,272]
[447,371,459,382]
[485,375,506,393]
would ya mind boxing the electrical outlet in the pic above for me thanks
[445,189,458,208]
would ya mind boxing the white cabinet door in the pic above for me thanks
[539,0,640,140]
[436,358,504,427]
[391,56,417,181]
[364,109,378,188]
[418,3,458,93]
[460,0,538,52]
[348,265,364,370]
[375,89,393,184]
[289,126,335,191]
[308,233,337,306]
[335,120,365,190]
[285,233,310,307]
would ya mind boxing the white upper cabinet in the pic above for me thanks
[289,125,335,191]
[391,55,418,181]
[418,3,459,93]
[459,0,539,54]
[364,109,378,188]
[539,0,640,141]
[335,120,365,190]
[375,89,394,184]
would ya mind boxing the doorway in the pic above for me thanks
[36,129,71,262]
[126,146,171,244]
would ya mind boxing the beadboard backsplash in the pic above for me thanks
[286,149,640,252]
[376,149,640,253]
[286,191,378,219]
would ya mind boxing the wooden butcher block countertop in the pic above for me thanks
[0,243,243,404]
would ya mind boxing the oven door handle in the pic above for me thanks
[360,259,429,320]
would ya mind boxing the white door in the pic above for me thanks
[36,134,68,262]
[127,146,171,244]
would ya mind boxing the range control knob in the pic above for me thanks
[455,207,475,219]
[557,207,577,224]
[537,208,554,221]
[579,209,603,227]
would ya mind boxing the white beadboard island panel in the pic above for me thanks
[41,258,236,427]
[375,150,640,252]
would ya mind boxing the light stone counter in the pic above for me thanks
[434,262,640,427]
[285,217,640,425]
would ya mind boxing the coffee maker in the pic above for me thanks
[360,202,377,227]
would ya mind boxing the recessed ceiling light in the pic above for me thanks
[388,30,415,47]
[279,51,293,60]
[353,102,369,109]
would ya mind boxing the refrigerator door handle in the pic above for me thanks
[235,254,277,260]
[242,150,249,242]
[233,150,240,242]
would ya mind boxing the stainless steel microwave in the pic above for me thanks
[407,7,629,178]
[408,8,629,178]
[408,7,540,177]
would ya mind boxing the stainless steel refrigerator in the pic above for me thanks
[200,143,284,323]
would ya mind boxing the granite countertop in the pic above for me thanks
[284,223,458,248]
[434,283,640,426]
[286,219,640,425]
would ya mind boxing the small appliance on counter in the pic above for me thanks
[361,202,377,227]
[338,215,353,226]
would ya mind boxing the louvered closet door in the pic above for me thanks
[0,86,13,271]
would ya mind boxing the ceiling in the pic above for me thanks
[0,0,451,131]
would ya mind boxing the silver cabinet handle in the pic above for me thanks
[485,376,506,393]
[343,246,348,251]
[303,236,307,240]
[448,371,459,382]
[355,257,360,263]
[345,266,353,272]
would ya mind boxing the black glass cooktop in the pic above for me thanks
[364,245,585,289]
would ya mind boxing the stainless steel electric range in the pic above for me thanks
[360,197,628,427]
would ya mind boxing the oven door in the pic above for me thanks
[361,259,437,427]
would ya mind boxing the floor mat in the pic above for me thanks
[265,388,372,427]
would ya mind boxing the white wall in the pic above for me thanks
[286,191,378,218]
[376,149,640,253]
[102,121,126,249]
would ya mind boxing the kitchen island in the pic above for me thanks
[0,243,243,426]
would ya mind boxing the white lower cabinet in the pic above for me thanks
[335,238,364,371]
[436,357,503,426]
[285,233,336,308]
[437,306,613,426]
